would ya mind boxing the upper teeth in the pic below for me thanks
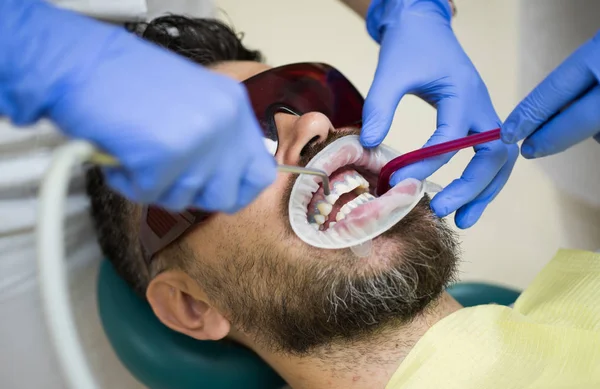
[325,172,369,205]
[325,194,338,204]
[313,214,326,225]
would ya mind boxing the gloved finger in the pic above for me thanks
[360,64,411,148]
[233,153,277,211]
[191,153,247,213]
[429,110,504,217]
[520,85,600,159]
[430,139,509,218]
[154,158,216,211]
[131,162,185,204]
[501,42,598,144]
[390,97,468,186]
[453,143,519,229]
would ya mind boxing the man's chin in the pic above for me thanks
[212,195,458,355]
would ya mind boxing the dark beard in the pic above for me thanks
[191,131,460,355]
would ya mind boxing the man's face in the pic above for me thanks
[181,61,459,355]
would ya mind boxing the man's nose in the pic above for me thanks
[276,112,332,165]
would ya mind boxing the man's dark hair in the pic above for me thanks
[86,16,263,297]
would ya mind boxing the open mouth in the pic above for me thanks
[288,136,437,250]
[307,166,377,231]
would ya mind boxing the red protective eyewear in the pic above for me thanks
[139,63,365,265]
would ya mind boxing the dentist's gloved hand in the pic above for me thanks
[362,0,518,228]
[502,31,600,157]
[0,0,275,212]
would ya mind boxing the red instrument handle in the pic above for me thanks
[376,128,501,196]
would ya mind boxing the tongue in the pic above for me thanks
[327,191,358,225]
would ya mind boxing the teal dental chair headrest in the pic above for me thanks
[97,260,286,389]
[97,259,521,389]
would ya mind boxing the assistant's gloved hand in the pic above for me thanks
[362,0,518,228]
[502,31,600,157]
[0,0,275,212]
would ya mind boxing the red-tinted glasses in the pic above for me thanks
[139,63,365,265]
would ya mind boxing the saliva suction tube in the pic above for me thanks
[288,136,442,257]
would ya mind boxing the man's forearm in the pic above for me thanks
[338,0,456,19]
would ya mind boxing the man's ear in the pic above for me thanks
[146,269,230,341]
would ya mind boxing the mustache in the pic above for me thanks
[296,127,362,169]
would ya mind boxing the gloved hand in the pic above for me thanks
[362,0,518,228]
[0,0,275,212]
[502,31,600,157]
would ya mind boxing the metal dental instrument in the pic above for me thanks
[276,164,330,195]
[88,153,331,196]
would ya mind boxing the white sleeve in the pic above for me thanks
[145,0,216,19]
[49,0,148,20]
[49,0,216,20]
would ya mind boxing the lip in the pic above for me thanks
[306,141,387,179]
[288,136,433,250]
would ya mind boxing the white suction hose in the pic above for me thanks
[36,140,100,389]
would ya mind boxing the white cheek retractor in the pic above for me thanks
[288,136,441,257]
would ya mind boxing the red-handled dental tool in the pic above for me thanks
[376,128,501,196]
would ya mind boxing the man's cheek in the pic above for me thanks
[226,174,293,239]
[239,187,282,221]
[253,174,290,205]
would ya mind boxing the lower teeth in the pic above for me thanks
[313,214,326,225]
[310,191,377,228]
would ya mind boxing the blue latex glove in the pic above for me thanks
[502,31,600,157]
[363,0,518,229]
[0,0,276,212]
